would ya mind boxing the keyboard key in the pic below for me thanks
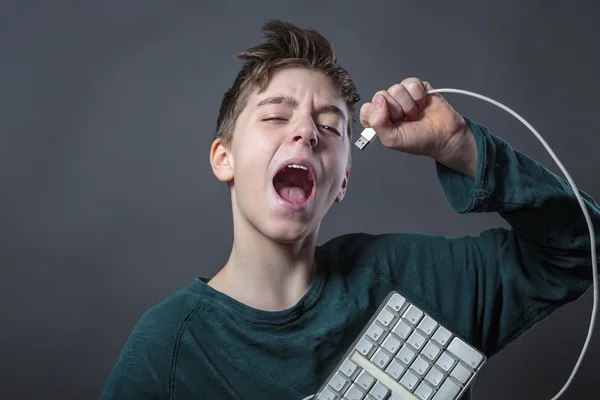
[344,384,366,400]
[387,293,407,313]
[407,331,426,351]
[400,370,419,391]
[431,327,452,347]
[414,382,435,400]
[382,334,402,355]
[450,363,472,385]
[366,324,386,343]
[316,387,338,400]
[350,352,420,400]
[371,348,392,370]
[410,356,431,377]
[421,342,442,362]
[356,370,375,391]
[447,337,484,370]
[403,305,424,326]
[392,320,413,341]
[385,359,405,381]
[432,379,461,400]
[340,359,359,380]
[369,381,390,400]
[328,373,349,393]
[377,308,397,328]
[435,352,456,373]
[425,367,444,388]
[356,338,375,357]
[417,315,438,337]
[397,346,417,366]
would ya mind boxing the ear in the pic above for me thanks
[335,169,350,203]
[210,138,234,183]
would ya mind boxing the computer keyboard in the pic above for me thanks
[313,291,487,400]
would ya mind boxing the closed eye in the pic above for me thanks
[262,117,289,127]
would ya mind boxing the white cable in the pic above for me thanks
[353,88,598,399]
[305,89,597,400]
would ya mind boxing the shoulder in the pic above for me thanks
[129,287,205,350]
[100,286,206,399]
[318,231,452,264]
[316,231,477,287]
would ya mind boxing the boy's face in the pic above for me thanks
[211,67,351,243]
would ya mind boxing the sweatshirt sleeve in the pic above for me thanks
[99,308,173,400]
[433,117,600,356]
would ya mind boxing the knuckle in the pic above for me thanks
[373,90,388,101]
[407,80,424,94]
[388,83,404,96]
[401,77,419,85]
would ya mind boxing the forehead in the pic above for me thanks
[249,67,346,109]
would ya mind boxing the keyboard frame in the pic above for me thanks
[312,290,487,400]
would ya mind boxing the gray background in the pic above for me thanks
[1,1,599,399]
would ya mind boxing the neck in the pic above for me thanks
[208,216,319,312]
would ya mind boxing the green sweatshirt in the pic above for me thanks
[99,118,600,400]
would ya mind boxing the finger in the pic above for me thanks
[359,102,373,128]
[373,90,405,122]
[388,83,419,121]
[422,80,434,92]
[359,96,389,128]
[364,94,393,132]
[400,77,429,111]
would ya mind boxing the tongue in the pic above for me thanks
[274,182,307,204]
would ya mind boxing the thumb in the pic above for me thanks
[369,94,394,136]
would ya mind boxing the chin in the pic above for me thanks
[262,220,317,244]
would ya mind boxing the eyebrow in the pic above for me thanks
[256,95,347,122]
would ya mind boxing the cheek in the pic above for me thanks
[233,137,275,188]
[329,144,350,175]
[323,157,348,194]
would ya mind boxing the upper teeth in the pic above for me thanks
[287,164,308,171]
[287,164,312,182]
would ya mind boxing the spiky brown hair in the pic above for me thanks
[214,20,360,155]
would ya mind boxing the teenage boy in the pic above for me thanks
[100,20,600,400]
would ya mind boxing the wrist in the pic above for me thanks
[435,121,478,180]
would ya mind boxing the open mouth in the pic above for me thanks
[272,163,315,206]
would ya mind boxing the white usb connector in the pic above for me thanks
[354,127,378,150]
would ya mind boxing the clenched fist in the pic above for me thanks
[359,78,478,179]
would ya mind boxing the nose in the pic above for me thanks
[292,118,319,148]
